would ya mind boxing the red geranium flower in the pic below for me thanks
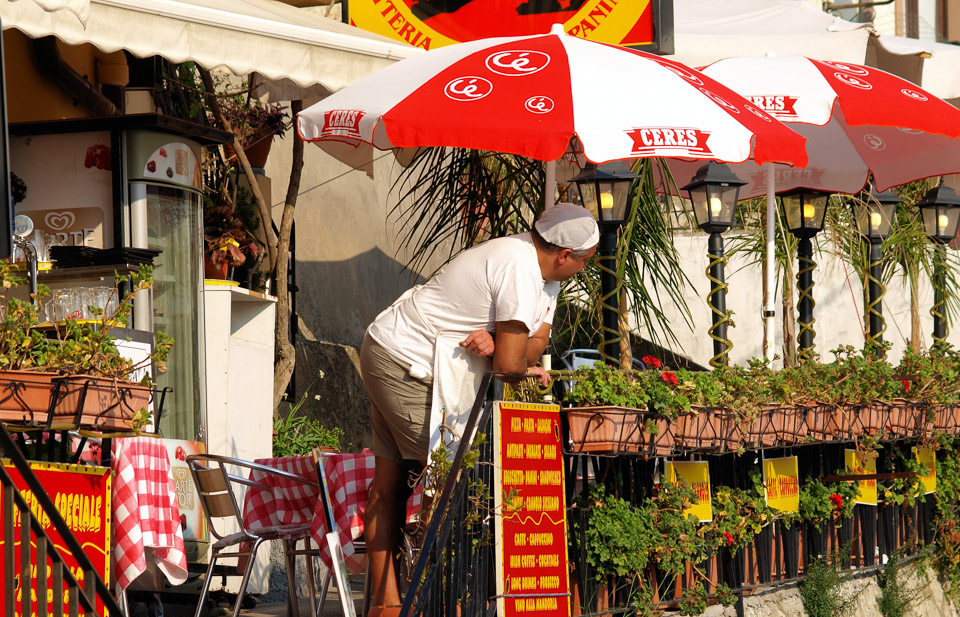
[723,531,734,547]
[642,355,662,369]
[902,380,911,392]
[830,493,843,509]
[661,371,678,387]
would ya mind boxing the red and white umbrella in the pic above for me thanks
[298,25,807,169]
[662,55,960,362]
[666,55,960,198]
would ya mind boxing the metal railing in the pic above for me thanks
[0,422,123,617]
[399,372,499,617]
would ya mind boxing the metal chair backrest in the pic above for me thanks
[186,453,276,542]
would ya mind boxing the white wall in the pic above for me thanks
[637,232,960,368]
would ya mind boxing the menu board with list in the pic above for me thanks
[494,401,570,617]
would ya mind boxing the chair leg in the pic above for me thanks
[232,539,265,617]
[285,539,302,617]
[316,570,332,617]
[304,540,318,617]
[194,553,221,617]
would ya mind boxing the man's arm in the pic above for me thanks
[526,322,551,366]
[492,320,529,377]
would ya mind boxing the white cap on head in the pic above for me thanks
[534,203,600,251]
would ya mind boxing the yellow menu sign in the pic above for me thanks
[665,461,712,522]
[913,447,936,495]
[762,456,799,513]
[845,449,878,505]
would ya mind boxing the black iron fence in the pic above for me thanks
[0,422,122,617]
[399,379,945,617]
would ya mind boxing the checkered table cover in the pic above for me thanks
[112,437,188,590]
[242,455,320,529]
[311,450,421,575]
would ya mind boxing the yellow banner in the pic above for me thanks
[346,0,655,51]
[845,449,878,505]
[913,447,936,495]
[762,456,799,513]
[665,461,712,522]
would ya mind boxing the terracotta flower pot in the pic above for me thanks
[674,407,718,451]
[804,403,840,442]
[564,407,643,455]
[204,254,229,280]
[858,402,889,436]
[0,370,59,425]
[53,375,152,431]
[884,399,918,438]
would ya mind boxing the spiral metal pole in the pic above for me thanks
[932,242,948,345]
[797,236,816,360]
[866,240,886,348]
[597,228,621,366]
[707,232,732,367]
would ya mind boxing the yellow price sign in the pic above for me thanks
[845,449,877,505]
[665,461,712,522]
[762,456,799,513]
[913,447,936,495]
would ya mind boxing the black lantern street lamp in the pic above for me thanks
[681,163,746,367]
[571,162,638,366]
[851,186,899,347]
[783,189,829,359]
[917,184,960,344]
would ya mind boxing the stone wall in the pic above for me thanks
[693,566,958,617]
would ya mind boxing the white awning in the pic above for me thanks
[0,0,422,94]
[868,34,960,103]
[671,0,873,68]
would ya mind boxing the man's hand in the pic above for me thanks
[525,366,552,388]
[460,329,495,357]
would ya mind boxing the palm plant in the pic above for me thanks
[390,148,693,357]
[827,179,960,353]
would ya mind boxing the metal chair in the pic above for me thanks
[186,454,321,617]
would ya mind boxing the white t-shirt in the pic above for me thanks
[368,233,559,378]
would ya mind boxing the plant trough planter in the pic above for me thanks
[0,370,60,426]
[52,375,152,431]
[564,407,643,455]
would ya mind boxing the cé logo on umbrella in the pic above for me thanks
[525,96,554,114]
[485,51,550,76]
[444,76,493,101]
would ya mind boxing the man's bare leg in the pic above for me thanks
[365,456,413,613]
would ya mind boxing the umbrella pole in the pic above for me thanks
[763,164,776,363]
[545,159,556,209]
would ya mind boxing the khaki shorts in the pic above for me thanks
[360,333,432,463]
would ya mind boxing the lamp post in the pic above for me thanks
[917,185,960,345]
[571,162,637,366]
[782,189,829,359]
[851,186,899,348]
[681,163,745,367]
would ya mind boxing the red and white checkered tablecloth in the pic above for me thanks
[242,455,320,528]
[242,451,420,576]
[311,450,420,575]
[112,437,188,591]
